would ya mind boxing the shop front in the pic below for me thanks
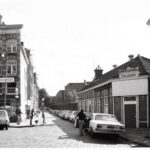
[112,77,149,128]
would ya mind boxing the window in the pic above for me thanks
[0,40,2,53]
[6,39,17,53]
[0,46,2,53]
[7,83,16,93]
[0,64,2,75]
[104,97,108,113]
[7,60,17,75]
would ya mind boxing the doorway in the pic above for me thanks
[125,104,136,128]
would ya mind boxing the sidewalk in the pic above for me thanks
[119,128,150,147]
[9,112,55,128]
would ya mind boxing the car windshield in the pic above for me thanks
[0,111,5,117]
[95,114,117,122]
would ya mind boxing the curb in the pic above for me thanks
[119,135,150,147]
[9,123,55,128]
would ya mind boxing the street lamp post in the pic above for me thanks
[42,98,45,124]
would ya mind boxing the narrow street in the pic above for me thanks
[0,113,140,148]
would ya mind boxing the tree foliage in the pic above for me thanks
[38,88,52,108]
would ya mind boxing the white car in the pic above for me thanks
[88,113,125,136]
[0,110,9,130]
[69,111,79,122]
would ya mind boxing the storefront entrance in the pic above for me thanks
[125,104,136,128]
[124,96,137,128]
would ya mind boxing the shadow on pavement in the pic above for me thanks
[51,115,133,146]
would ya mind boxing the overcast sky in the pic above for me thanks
[1,0,150,96]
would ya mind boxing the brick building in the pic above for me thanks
[51,82,88,110]
[77,55,150,128]
[0,16,38,120]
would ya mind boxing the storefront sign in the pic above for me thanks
[0,77,14,83]
[119,70,139,79]
[112,78,148,96]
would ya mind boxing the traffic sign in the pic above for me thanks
[0,77,14,83]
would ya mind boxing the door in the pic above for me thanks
[125,104,136,128]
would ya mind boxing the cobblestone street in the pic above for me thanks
[0,113,139,148]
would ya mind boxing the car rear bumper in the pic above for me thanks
[94,128,125,135]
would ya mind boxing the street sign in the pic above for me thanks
[0,77,14,83]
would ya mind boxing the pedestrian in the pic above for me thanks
[77,109,86,136]
[30,108,34,125]
[15,107,23,125]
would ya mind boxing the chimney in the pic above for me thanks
[112,64,117,69]
[84,80,87,85]
[94,65,103,80]
[128,54,134,60]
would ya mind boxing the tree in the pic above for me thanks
[38,88,47,108]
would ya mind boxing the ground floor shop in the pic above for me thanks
[78,76,150,128]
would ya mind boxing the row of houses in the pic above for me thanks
[51,54,150,129]
[0,15,39,120]
[77,55,150,128]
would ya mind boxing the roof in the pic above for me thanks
[81,55,150,91]
[0,24,23,29]
[65,82,90,92]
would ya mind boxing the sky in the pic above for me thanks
[1,0,150,96]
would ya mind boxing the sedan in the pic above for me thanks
[89,113,125,136]
[0,110,9,130]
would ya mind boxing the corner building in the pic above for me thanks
[0,16,37,120]
[78,55,150,128]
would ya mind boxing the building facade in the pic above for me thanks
[77,55,150,128]
[0,16,38,120]
[51,82,88,110]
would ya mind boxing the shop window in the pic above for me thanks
[114,96,121,121]
[109,96,113,114]
[139,95,147,121]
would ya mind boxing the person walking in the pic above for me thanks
[30,108,34,125]
[15,107,22,125]
[77,109,86,136]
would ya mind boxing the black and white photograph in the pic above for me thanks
[0,0,150,148]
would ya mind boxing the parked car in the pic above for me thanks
[0,110,9,130]
[88,113,125,136]
[62,110,70,120]
[69,111,79,122]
